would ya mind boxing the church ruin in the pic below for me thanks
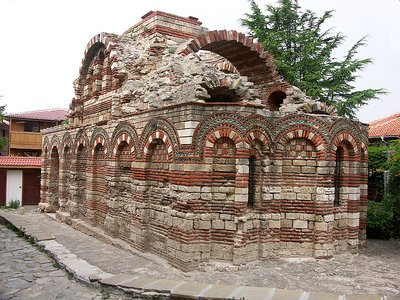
[40,11,368,271]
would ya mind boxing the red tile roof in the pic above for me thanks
[6,108,68,122]
[0,156,42,168]
[369,113,400,138]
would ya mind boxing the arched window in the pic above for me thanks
[146,138,169,162]
[334,146,344,207]
[116,141,131,174]
[50,147,59,195]
[248,155,256,208]
[75,144,87,207]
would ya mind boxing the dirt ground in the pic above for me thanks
[184,239,400,297]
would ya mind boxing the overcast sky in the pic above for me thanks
[0,0,399,123]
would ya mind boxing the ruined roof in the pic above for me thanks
[7,108,68,122]
[369,112,400,138]
[64,11,335,128]
[0,156,42,169]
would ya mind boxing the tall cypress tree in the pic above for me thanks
[241,0,386,118]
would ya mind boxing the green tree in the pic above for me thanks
[241,0,386,118]
[385,141,400,237]
[367,141,400,238]
[0,95,6,150]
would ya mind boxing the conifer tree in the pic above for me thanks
[241,0,385,118]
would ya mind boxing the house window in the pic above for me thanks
[24,121,40,132]
[334,146,344,207]
[2,129,5,137]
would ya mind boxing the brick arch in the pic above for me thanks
[143,130,174,160]
[138,118,179,159]
[43,136,50,157]
[193,112,248,156]
[79,33,120,80]
[73,33,122,105]
[244,130,271,153]
[73,129,90,155]
[180,30,281,84]
[50,135,60,152]
[330,132,359,157]
[274,128,327,159]
[89,128,110,157]
[61,132,73,157]
[360,141,368,161]
[203,127,244,158]
[110,122,138,159]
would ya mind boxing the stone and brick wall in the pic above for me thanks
[40,11,368,271]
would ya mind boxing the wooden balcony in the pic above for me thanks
[9,131,42,150]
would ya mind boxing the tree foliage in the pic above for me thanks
[0,95,6,150]
[241,0,386,118]
[367,141,400,238]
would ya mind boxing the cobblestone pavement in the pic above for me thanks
[0,225,122,300]
[33,213,400,297]
[1,209,400,299]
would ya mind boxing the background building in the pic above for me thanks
[0,108,67,206]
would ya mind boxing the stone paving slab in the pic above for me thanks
[201,283,241,299]
[1,210,398,300]
[119,276,159,289]
[231,286,275,300]
[101,273,138,286]
[345,295,382,300]
[171,282,213,299]
[143,278,186,293]
[308,291,340,300]
[271,288,306,300]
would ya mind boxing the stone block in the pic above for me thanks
[297,193,312,200]
[269,220,280,229]
[198,220,211,230]
[293,220,308,229]
[281,219,293,228]
[212,219,224,229]
[347,218,359,227]
[225,221,236,231]
[286,213,299,220]
[314,222,328,231]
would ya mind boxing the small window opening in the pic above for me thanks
[248,155,256,208]
[334,146,344,207]
[205,87,240,103]
[267,91,286,111]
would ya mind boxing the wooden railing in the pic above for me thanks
[9,131,42,150]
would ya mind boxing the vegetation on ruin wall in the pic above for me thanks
[241,0,386,118]
[367,141,400,239]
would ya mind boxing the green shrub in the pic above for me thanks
[7,200,20,209]
[367,200,392,239]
